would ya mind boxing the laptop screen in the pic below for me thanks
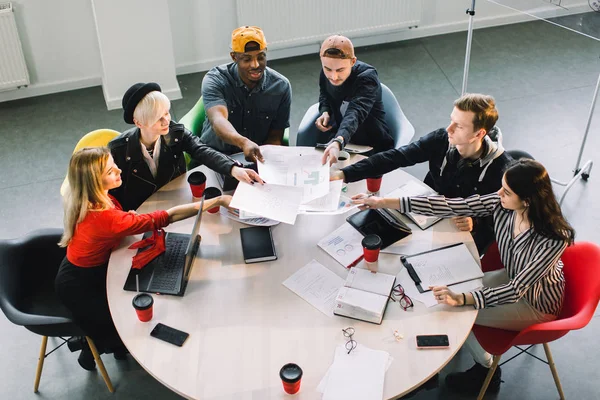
[183,196,204,279]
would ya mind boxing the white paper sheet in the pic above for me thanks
[407,243,484,289]
[282,260,345,317]
[318,344,391,400]
[229,182,303,225]
[258,146,329,203]
[300,194,358,215]
[299,180,343,212]
[318,223,365,268]
[380,227,434,256]
[398,266,483,308]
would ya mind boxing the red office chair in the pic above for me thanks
[480,241,503,273]
[472,242,600,400]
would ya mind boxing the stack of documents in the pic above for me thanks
[230,146,352,223]
[317,344,392,400]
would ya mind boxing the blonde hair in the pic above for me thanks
[59,147,114,247]
[133,91,170,126]
[453,93,498,134]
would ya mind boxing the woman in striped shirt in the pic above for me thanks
[352,159,575,395]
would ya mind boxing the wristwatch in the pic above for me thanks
[329,136,345,150]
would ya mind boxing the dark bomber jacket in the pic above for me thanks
[342,127,513,252]
[108,121,239,211]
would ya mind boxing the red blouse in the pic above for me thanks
[67,195,170,267]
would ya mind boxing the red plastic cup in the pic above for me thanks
[280,363,303,394]
[132,293,154,322]
[187,172,207,198]
[362,234,382,263]
[366,175,383,193]
[203,187,222,214]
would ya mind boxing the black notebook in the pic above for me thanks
[240,226,277,264]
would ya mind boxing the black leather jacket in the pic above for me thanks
[108,122,239,211]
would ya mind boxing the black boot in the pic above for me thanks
[77,341,97,371]
[67,336,87,352]
[112,345,129,361]
[445,363,502,395]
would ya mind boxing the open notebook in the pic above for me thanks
[334,268,396,324]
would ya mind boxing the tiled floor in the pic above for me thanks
[1,17,599,400]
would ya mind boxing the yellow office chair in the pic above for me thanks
[60,129,121,196]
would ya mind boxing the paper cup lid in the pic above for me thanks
[279,363,303,383]
[203,187,222,199]
[132,293,153,310]
[362,234,382,250]
[187,171,206,184]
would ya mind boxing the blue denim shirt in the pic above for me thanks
[200,63,292,154]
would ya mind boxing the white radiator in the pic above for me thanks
[236,0,422,49]
[0,2,29,92]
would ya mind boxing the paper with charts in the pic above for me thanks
[299,179,344,213]
[258,145,329,203]
[229,182,303,225]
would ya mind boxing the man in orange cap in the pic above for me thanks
[317,35,394,165]
[200,26,292,162]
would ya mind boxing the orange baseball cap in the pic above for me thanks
[320,35,355,59]
[231,26,267,53]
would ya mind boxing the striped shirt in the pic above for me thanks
[399,193,566,315]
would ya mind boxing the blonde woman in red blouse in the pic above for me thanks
[55,147,231,370]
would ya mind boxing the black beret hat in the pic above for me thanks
[122,82,162,124]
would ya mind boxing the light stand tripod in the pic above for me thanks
[461,0,594,205]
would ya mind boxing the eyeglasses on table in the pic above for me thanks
[342,327,357,354]
[389,283,413,311]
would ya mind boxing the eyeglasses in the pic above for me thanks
[342,327,357,354]
[389,284,413,311]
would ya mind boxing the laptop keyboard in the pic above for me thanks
[149,236,188,292]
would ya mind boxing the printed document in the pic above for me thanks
[299,180,343,212]
[318,223,365,268]
[398,266,483,307]
[282,260,344,317]
[405,242,483,289]
[258,146,329,203]
[230,182,303,225]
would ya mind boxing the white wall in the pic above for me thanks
[1,0,101,101]
[0,0,591,104]
[92,0,181,110]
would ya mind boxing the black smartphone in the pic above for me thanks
[416,334,450,349]
[150,323,189,347]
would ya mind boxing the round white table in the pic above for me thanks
[107,152,478,400]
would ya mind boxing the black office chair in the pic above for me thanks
[507,149,534,161]
[296,83,415,148]
[0,229,114,393]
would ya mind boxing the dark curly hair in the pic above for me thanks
[504,159,575,244]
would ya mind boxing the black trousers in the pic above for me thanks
[55,257,124,351]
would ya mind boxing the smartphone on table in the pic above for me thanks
[150,323,189,347]
[416,334,450,349]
